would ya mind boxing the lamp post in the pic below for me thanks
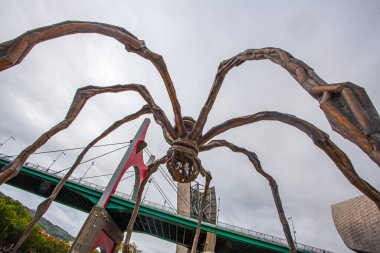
[288,216,297,247]
[0,136,15,148]
[216,197,221,226]
[142,178,152,202]
[79,161,95,183]
[46,151,66,172]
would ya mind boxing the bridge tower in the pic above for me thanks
[191,182,217,253]
[70,119,152,253]
[176,181,217,253]
[176,182,191,253]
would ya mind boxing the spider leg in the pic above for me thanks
[9,105,151,252]
[190,169,212,253]
[122,156,168,253]
[200,140,296,253]
[200,111,380,210]
[0,83,175,185]
[0,21,186,135]
[189,47,380,166]
[310,82,380,164]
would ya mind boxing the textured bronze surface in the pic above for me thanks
[0,21,379,253]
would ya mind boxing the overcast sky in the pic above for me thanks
[1,1,380,252]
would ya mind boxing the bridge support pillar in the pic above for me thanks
[202,232,216,253]
[69,206,123,253]
[176,182,191,253]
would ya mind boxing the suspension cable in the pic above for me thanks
[120,173,135,182]
[39,142,191,210]
[80,170,134,180]
[152,178,175,210]
[8,141,131,157]
[53,144,129,174]
[145,148,177,190]
[80,173,113,179]
[151,177,176,210]
[145,148,191,209]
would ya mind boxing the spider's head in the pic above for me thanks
[182,116,196,133]
[166,138,200,183]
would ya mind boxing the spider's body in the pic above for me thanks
[167,138,202,183]
[0,21,379,253]
[167,116,204,183]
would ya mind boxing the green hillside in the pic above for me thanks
[0,192,75,242]
[29,209,75,242]
[0,192,71,253]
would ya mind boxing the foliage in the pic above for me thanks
[0,194,70,253]
[123,242,142,253]
[91,242,141,253]
[29,209,75,242]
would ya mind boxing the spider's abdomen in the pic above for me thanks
[166,138,200,183]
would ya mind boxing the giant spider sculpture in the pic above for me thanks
[0,21,379,253]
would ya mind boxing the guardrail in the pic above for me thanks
[0,153,332,253]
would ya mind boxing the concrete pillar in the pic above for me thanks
[202,232,216,253]
[176,182,191,253]
[70,206,123,253]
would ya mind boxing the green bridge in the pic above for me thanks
[0,154,331,253]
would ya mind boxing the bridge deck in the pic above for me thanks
[0,154,331,253]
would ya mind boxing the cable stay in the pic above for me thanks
[7,141,131,157]
[53,144,129,174]
[76,170,134,180]
[151,177,176,210]
[144,148,191,209]
[120,173,135,182]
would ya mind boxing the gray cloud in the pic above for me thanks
[1,1,380,252]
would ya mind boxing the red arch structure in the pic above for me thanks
[70,119,153,253]
[92,230,116,253]
[97,118,153,207]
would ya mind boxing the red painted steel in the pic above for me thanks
[92,230,116,253]
[101,120,150,207]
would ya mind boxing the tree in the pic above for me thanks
[0,195,70,253]
[90,242,142,253]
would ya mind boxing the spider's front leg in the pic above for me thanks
[190,168,212,253]
[10,105,151,253]
[122,156,168,253]
[200,111,380,210]
[190,47,380,166]
[200,140,297,253]
[310,82,380,163]
[0,21,187,137]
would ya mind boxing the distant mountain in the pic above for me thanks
[0,192,75,242]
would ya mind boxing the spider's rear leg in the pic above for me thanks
[0,83,174,185]
[11,105,151,252]
[122,156,168,253]
[200,140,297,253]
[190,168,212,253]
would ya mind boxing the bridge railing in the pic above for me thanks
[0,153,332,253]
[215,221,330,253]
[0,153,107,192]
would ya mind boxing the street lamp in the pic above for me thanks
[79,161,95,182]
[0,136,15,148]
[142,179,152,202]
[288,216,297,247]
[216,197,221,226]
[46,151,66,171]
